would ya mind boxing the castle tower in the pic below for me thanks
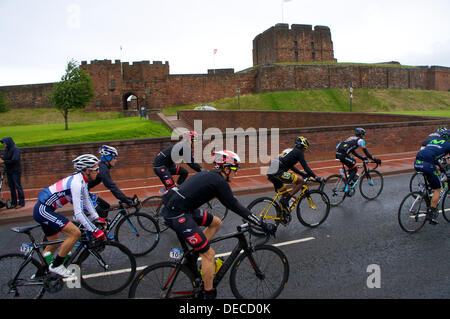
[252,23,336,66]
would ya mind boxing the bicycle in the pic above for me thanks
[247,178,330,236]
[409,155,450,193]
[0,223,136,298]
[128,223,289,299]
[398,173,450,233]
[323,160,383,206]
[100,194,160,257]
[141,193,228,232]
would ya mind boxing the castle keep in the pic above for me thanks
[1,23,449,111]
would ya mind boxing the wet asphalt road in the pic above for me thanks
[0,173,448,299]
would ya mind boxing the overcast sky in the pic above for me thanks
[1,0,449,86]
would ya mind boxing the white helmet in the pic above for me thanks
[73,154,99,171]
[99,145,118,158]
[213,150,241,170]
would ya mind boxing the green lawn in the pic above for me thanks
[0,117,172,147]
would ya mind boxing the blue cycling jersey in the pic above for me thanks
[416,137,450,165]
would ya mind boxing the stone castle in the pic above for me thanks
[1,23,449,111]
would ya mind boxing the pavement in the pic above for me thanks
[0,151,417,225]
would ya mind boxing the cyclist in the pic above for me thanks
[161,150,276,299]
[414,129,450,225]
[267,136,324,211]
[88,145,134,218]
[335,128,381,191]
[421,126,447,150]
[33,154,106,278]
[153,131,203,190]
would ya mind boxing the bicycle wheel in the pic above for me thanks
[0,253,45,299]
[141,196,169,232]
[398,192,427,233]
[114,212,160,257]
[409,172,426,193]
[441,188,450,222]
[128,262,196,299]
[230,245,289,299]
[247,197,282,237]
[360,169,384,200]
[296,190,330,227]
[323,174,347,206]
[201,199,228,221]
[77,240,136,295]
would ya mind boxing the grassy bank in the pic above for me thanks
[162,89,450,116]
[0,117,172,147]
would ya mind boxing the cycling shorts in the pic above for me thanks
[414,160,440,190]
[267,171,298,192]
[336,152,357,169]
[33,202,70,237]
[162,207,214,254]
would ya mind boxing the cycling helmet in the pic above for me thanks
[213,150,241,170]
[441,129,450,141]
[182,131,199,142]
[437,126,447,135]
[355,127,366,137]
[73,154,99,171]
[99,145,118,159]
[295,136,309,150]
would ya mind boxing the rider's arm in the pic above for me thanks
[98,164,130,203]
[296,151,317,179]
[72,175,98,233]
[290,165,307,177]
[187,161,203,172]
[216,179,265,227]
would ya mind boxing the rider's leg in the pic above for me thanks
[200,247,215,291]
[203,215,221,241]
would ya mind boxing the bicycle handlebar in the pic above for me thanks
[118,194,140,209]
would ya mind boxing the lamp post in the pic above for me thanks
[349,82,353,112]
[237,88,241,110]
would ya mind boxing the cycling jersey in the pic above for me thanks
[267,147,316,178]
[153,142,202,172]
[416,137,450,166]
[161,170,262,253]
[88,161,130,203]
[421,132,442,147]
[336,136,374,160]
[36,172,99,234]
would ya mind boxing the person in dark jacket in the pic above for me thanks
[87,145,133,218]
[0,137,25,208]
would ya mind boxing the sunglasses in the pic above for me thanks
[89,167,99,172]
[230,166,239,171]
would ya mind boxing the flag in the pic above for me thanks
[213,49,217,55]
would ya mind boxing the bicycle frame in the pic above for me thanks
[165,224,262,297]
[258,181,318,222]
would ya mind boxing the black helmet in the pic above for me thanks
[295,136,309,150]
[355,128,366,137]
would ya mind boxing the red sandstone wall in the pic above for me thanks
[2,112,449,189]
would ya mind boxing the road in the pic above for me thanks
[0,173,448,299]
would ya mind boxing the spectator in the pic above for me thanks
[0,137,25,208]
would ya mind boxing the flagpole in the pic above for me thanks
[120,45,124,80]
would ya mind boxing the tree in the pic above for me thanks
[48,60,94,130]
[0,90,9,113]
